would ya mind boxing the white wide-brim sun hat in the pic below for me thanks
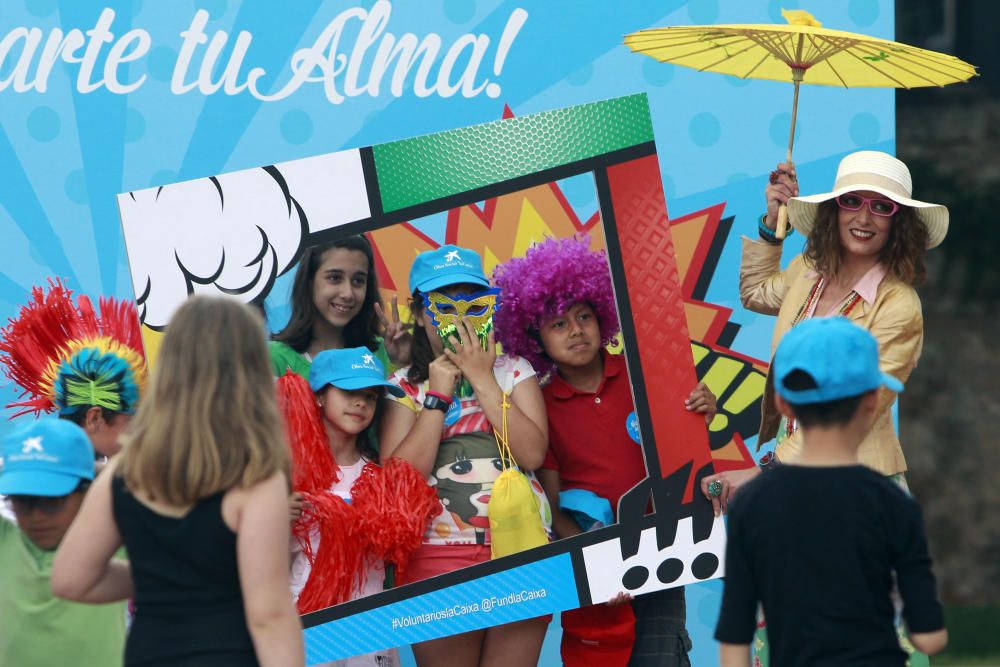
[788,150,949,248]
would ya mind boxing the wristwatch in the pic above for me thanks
[423,394,451,412]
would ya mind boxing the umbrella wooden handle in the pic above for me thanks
[776,203,789,240]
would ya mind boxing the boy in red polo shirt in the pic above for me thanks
[493,235,716,667]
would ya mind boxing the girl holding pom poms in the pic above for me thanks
[276,347,439,667]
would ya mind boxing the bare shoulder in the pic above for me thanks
[221,472,288,532]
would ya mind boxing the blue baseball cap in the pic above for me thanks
[773,317,904,405]
[408,245,490,294]
[0,418,95,496]
[308,347,404,398]
[559,488,614,531]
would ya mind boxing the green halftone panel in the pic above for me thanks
[373,94,654,213]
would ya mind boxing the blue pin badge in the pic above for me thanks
[626,411,641,445]
[444,396,462,426]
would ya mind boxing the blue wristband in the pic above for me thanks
[758,214,790,244]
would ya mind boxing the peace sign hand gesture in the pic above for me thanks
[375,295,413,367]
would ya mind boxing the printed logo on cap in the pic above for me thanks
[22,436,43,454]
[350,352,378,372]
[10,435,58,464]
[433,248,476,272]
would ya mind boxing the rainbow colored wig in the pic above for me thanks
[492,235,619,377]
[0,280,147,418]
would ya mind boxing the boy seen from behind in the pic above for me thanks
[715,317,947,667]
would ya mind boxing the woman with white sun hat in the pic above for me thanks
[700,150,949,511]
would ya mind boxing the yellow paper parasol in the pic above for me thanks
[625,9,977,238]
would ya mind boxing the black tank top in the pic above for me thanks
[112,475,259,667]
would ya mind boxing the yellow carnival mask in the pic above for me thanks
[422,288,501,341]
[423,289,501,398]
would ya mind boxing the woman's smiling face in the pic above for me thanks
[837,190,895,260]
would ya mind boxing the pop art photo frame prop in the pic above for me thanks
[118,94,738,664]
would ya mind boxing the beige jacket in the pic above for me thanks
[740,237,923,475]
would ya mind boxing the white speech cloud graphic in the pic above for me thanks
[118,149,369,329]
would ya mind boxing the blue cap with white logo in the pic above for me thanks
[408,245,490,295]
[308,347,404,398]
[773,317,904,405]
[0,418,95,496]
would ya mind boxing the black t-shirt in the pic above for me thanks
[714,465,944,667]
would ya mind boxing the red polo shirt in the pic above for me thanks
[541,352,648,518]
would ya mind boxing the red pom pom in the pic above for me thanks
[352,458,440,581]
[294,492,364,614]
[275,371,339,493]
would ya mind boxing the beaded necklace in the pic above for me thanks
[791,275,863,327]
[784,275,864,438]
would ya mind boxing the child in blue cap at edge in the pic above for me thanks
[714,317,947,667]
[0,417,127,665]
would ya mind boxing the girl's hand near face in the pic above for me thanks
[685,381,718,425]
[444,318,497,391]
[764,161,799,230]
[375,295,413,367]
[428,355,461,396]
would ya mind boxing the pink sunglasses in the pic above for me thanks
[836,193,899,217]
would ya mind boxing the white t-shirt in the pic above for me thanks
[388,355,552,546]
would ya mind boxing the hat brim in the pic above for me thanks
[0,469,84,497]
[788,186,949,249]
[415,272,490,294]
[316,376,405,398]
[560,489,614,527]
[776,373,905,404]
[881,372,904,395]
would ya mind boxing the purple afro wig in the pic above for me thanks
[492,235,620,377]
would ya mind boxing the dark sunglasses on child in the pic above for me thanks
[5,481,90,515]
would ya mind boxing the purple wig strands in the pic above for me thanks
[492,235,619,378]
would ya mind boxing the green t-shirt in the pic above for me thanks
[0,517,126,667]
[268,339,392,379]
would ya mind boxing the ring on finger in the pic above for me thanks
[707,480,724,497]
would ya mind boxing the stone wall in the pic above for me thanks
[897,83,999,604]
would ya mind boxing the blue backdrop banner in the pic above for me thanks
[0,2,896,665]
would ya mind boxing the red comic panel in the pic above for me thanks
[607,155,713,502]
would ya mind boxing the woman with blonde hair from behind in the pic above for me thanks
[52,296,304,667]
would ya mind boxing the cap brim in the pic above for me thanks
[560,490,614,527]
[416,273,490,294]
[0,469,84,497]
[788,187,949,249]
[323,376,405,398]
[881,373,904,394]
